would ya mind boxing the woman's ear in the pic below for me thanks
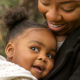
[5,42,15,61]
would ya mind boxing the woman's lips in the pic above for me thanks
[48,21,65,32]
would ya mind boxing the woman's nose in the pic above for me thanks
[46,8,62,22]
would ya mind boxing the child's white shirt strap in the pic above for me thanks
[0,55,37,80]
[0,55,6,61]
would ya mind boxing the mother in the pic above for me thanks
[38,0,80,80]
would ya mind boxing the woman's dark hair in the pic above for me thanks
[3,7,49,44]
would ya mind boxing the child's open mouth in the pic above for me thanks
[32,64,45,74]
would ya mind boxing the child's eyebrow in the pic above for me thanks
[29,40,56,52]
[29,40,45,47]
[51,49,56,53]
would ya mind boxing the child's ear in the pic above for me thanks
[5,42,15,61]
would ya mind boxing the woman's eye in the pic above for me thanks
[40,0,50,6]
[61,7,76,12]
[31,47,39,52]
[60,3,77,13]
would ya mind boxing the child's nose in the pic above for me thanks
[37,54,47,63]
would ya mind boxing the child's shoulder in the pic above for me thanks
[0,55,6,61]
[0,55,37,80]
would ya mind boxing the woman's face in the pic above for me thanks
[38,0,80,35]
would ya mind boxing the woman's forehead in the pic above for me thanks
[55,0,80,2]
[55,0,80,4]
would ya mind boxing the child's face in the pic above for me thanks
[6,28,56,79]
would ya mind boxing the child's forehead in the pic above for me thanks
[25,27,50,33]
[20,27,51,37]
[16,27,55,45]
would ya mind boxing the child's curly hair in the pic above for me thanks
[3,6,48,44]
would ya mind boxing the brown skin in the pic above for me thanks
[38,0,80,36]
[5,28,56,79]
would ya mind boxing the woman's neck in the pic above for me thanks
[56,35,67,42]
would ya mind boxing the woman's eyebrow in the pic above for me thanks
[58,0,80,4]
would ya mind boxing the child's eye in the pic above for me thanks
[31,47,39,52]
[46,53,54,59]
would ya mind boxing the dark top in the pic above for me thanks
[44,27,80,80]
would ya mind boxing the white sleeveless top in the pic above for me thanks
[57,41,64,50]
[0,55,37,80]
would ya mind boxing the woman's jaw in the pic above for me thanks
[47,20,80,36]
[47,21,66,32]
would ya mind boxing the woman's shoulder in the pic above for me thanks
[61,27,80,49]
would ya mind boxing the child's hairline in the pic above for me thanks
[6,25,50,44]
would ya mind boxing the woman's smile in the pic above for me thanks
[47,21,66,32]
